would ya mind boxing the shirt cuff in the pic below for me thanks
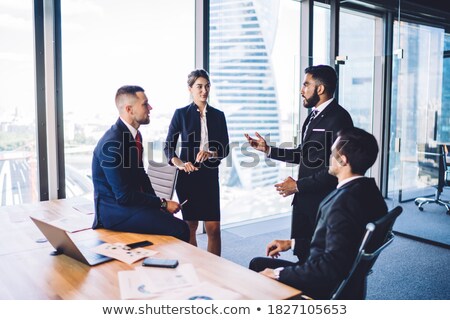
[266,146,271,157]
[273,267,284,280]
[208,150,218,159]
[291,239,296,252]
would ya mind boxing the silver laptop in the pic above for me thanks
[30,216,113,266]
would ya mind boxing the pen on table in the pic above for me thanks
[180,199,188,208]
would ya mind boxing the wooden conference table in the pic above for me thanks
[0,198,302,300]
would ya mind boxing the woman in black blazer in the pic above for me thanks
[164,69,229,256]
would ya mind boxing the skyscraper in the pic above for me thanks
[209,0,281,188]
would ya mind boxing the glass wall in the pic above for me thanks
[438,33,450,143]
[312,4,382,179]
[338,9,381,133]
[61,0,195,201]
[209,0,301,225]
[388,21,445,200]
[313,2,330,65]
[0,1,37,206]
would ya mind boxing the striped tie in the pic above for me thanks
[303,110,318,141]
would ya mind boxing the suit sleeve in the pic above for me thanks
[269,145,302,164]
[278,194,364,298]
[296,168,338,193]
[164,109,181,164]
[96,140,161,208]
[215,111,230,160]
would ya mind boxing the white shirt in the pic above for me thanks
[197,105,209,152]
[336,175,366,189]
[119,117,138,140]
[267,98,334,156]
[311,97,334,117]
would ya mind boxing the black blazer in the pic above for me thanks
[164,103,229,167]
[278,178,387,299]
[270,99,354,260]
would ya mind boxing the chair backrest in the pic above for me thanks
[417,143,447,192]
[147,160,178,200]
[331,205,403,300]
[443,145,450,185]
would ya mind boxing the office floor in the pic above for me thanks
[386,188,450,246]
[197,205,450,300]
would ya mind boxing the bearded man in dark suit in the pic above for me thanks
[245,65,353,263]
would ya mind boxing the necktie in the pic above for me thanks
[135,130,143,165]
[303,109,318,141]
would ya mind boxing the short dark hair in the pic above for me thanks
[304,65,338,95]
[187,69,210,87]
[115,85,144,107]
[335,127,379,175]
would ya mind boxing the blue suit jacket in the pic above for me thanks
[92,118,161,228]
[164,103,229,167]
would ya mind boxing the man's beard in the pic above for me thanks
[140,115,150,125]
[302,87,320,109]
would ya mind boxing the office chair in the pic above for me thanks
[331,206,403,300]
[147,160,178,200]
[414,144,450,215]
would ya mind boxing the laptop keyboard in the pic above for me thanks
[80,248,110,263]
[78,239,111,264]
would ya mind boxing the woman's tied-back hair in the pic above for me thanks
[187,69,210,87]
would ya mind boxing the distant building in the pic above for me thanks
[209,0,281,188]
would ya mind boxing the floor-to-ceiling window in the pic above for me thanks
[312,3,383,179]
[438,33,450,143]
[388,20,448,244]
[338,9,382,133]
[313,2,330,66]
[0,1,37,206]
[388,21,445,199]
[61,0,195,201]
[209,0,301,225]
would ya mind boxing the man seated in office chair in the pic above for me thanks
[251,127,387,299]
[91,85,189,242]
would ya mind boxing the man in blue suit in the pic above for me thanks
[92,85,189,242]
[253,127,387,299]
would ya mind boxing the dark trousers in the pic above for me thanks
[109,209,190,243]
[249,257,298,272]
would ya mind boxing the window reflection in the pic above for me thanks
[389,21,445,199]
[61,0,195,200]
[210,0,300,225]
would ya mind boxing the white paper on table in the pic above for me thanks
[135,263,200,293]
[72,202,95,215]
[155,281,242,300]
[118,264,200,299]
[49,215,93,233]
[118,270,159,299]
[91,242,158,264]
